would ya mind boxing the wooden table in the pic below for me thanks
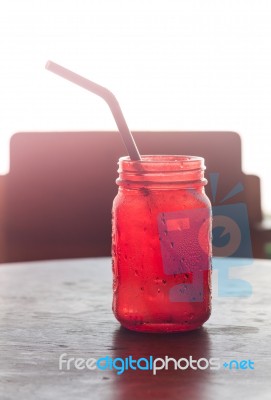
[0,257,270,400]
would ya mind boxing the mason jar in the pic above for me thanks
[112,155,212,333]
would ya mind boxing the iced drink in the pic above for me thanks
[112,155,212,333]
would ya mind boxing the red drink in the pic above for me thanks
[112,155,212,333]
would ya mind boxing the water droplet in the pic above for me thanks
[140,187,150,196]
[179,285,187,294]
[162,279,167,284]
[140,287,144,291]
[170,242,174,248]
[157,288,161,293]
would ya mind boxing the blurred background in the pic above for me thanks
[0,0,270,214]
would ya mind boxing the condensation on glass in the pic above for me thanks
[112,155,212,333]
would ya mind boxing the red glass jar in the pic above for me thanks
[112,155,212,333]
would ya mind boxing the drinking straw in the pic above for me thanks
[45,61,141,161]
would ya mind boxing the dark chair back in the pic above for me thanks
[0,131,259,262]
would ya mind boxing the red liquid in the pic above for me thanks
[112,156,212,333]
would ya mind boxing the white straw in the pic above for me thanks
[45,60,141,161]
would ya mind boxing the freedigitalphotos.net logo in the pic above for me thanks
[59,354,255,375]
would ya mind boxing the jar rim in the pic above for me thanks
[117,155,207,187]
[118,155,205,173]
[119,155,204,163]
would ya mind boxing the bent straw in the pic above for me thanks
[45,60,141,161]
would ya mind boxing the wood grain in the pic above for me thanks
[0,258,270,400]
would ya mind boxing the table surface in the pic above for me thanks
[0,257,270,400]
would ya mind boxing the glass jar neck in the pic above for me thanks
[116,155,207,189]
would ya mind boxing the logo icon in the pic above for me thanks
[210,173,253,297]
[157,173,253,300]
